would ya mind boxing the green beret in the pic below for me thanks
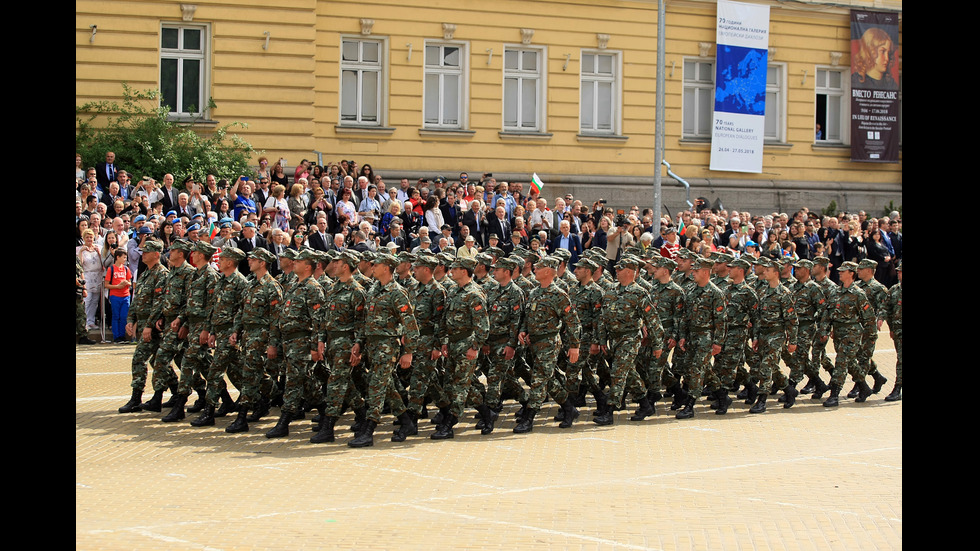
[219,246,246,262]
[248,247,276,264]
[142,239,164,253]
[857,259,878,270]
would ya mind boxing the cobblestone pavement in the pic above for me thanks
[77,333,901,550]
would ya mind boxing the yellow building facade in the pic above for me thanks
[76,0,902,214]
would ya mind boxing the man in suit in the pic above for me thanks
[486,206,512,246]
[462,201,486,249]
[159,173,181,215]
[308,216,333,252]
[440,190,461,238]
[234,222,267,275]
[380,219,408,253]
[549,219,583,266]
[267,228,288,276]
[95,151,119,192]
[174,192,196,219]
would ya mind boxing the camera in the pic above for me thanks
[599,199,607,204]
[614,213,627,227]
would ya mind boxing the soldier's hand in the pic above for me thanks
[678,339,686,352]
[787,344,797,354]
[441,344,449,357]
[518,332,528,345]
[311,350,322,362]
[504,346,516,360]
[876,319,883,331]
[267,346,277,359]
[142,327,153,343]
[177,325,189,340]
[125,322,134,337]
[399,353,413,369]
[199,331,209,345]
[82,288,88,298]
[465,347,479,360]
[155,319,164,331]
[229,333,237,346]
[482,345,490,355]
[711,344,722,356]
[653,349,663,359]
[589,344,600,356]
[208,334,217,348]
[568,348,579,364]
[430,349,441,361]
[171,318,182,331]
[751,339,758,352]
[667,338,677,350]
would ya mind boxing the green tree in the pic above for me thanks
[76,84,258,188]
[820,200,838,218]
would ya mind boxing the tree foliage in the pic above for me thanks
[76,84,258,188]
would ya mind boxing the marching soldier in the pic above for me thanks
[119,239,169,414]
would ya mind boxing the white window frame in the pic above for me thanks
[502,45,547,133]
[340,36,388,127]
[682,58,715,139]
[814,66,849,144]
[580,50,622,135]
[160,22,210,119]
[423,40,469,130]
[764,63,786,143]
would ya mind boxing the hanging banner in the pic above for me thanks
[850,10,900,162]
[709,0,770,174]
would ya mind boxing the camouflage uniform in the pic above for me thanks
[406,258,450,417]
[126,247,169,393]
[175,245,219,399]
[750,257,798,407]
[235,264,283,410]
[855,259,889,392]
[562,258,604,407]
[483,257,526,410]
[883,262,902,400]
[204,249,250,408]
[826,262,875,404]
[271,270,326,417]
[811,259,839,379]
[646,257,686,399]
[783,260,828,388]
[320,254,367,418]
[148,241,196,395]
[438,260,489,423]
[708,258,757,400]
[676,257,726,417]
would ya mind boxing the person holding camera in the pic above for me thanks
[604,213,636,272]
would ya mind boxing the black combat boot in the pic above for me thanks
[246,396,270,422]
[855,380,873,403]
[118,389,143,414]
[846,382,861,399]
[214,390,236,417]
[311,416,338,443]
[884,384,902,402]
[190,404,216,426]
[513,408,537,433]
[392,411,419,442]
[348,420,377,448]
[714,389,732,415]
[265,411,294,438]
[477,405,498,435]
[186,386,207,413]
[783,384,799,409]
[811,378,830,400]
[430,406,446,426]
[225,408,249,433]
[749,393,768,414]
[630,396,655,421]
[431,413,458,440]
[515,401,528,421]
[823,384,841,407]
[744,381,759,405]
[557,399,578,429]
[647,390,662,415]
[669,384,688,411]
[736,384,750,401]
[161,394,187,422]
[675,395,696,420]
[799,377,816,395]
[141,388,165,412]
[871,371,888,394]
[349,405,368,435]
[161,384,180,408]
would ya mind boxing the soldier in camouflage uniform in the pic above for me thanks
[190,247,249,427]
[644,255,685,414]
[267,247,299,407]
[431,256,496,439]
[777,259,828,408]
[225,247,283,433]
[118,239,169,414]
[674,257,725,419]
[807,257,837,399]
[403,254,451,432]
[162,241,219,422]
[265,248,326,438]
[883,260,902,401]
[854,259,889,396]
[747,256,797,413]
[666,248,699,410]
[824,261,875,406]
[706,257,757,415]
[348,252,422,447]
[515,256,581,433]
[142,239,196,412]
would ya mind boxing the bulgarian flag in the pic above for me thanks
[207,221,219,240]
[531,173,544,194]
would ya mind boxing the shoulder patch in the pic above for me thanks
[400,304,409,313]
[474,304,482,311]
[716,306,723,312]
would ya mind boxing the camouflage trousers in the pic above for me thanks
[281,335,324,415]
[442,338,483,418]
[784,322,817,386]
[130,318,161,391]
[830,323,864,387]
[892,328,902,386]
[523,334,570,411]
[177,320,213,397]
[810,331,834,376]
[364,335,408,423]
[856,323,880,378]
[562,341,600,399]
[707,329,749,393]
[150,320,184,393]
[407,337,449,415]
[206,326,244,407]
[238,326,278,409]
[635,337,661,393]
[681,331,714,397]
[76,297,87,338]
[751,329,788,395]
[322,334,362,417]
[605,331,647,406]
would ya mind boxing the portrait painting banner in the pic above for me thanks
[850,10,900,162]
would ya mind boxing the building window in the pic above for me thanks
[341,38,386,126]
[815,67,847,143]
[682,59,714,138]
[580,51,621,135]
[160,24,208,117]
[503,46,546,132]
[764,64,786,142]
[424,42,467,129]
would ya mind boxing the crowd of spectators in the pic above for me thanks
[76,152,903,334]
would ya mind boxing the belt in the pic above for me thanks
[366,334,398,342]
[327,330,355,340]
[282,330,311,341]
[419,326,436,336]
[448,331,473,344]
[488,333,511,342]
[529,332,558,344]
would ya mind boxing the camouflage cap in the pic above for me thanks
[294,248,319,263]
[475,253,495,267]
[573,258,599,271]
[487,246,505,258]
[615,255,640,270]
[142,239,164,253]
[692,257,714,270]
[396,251,416,264]
[442,245,457,256]
[170,239,192,253]
[338,250,360,269]
[728,257,752,271]
[279,247,298,260]
[838,261,859,273]
[324,249,340,261]
[712,252,735,265]
[437,252,456,266]
[413,254,439,269]
[754,256,775,269]
[359,250,375,263]
[653,256,677,271]
[451,256,478,271]
[857,259,879,270]
[676,248,698,260]
[778,256,796,268]
[219,246,246,262]
[537,256,561,270]
[794,259,815,270]
[551,248,571,262]
[249,247,276,264]
[813,256,830,267]
[495,257,519,271]
[373,251,400,268]
[193,241,217,257]
[524,250,541,264]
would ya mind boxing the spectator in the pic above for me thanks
[104,248,133,343]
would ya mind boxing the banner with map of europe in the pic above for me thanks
[850,10,900,163]
[709,0,770,174]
